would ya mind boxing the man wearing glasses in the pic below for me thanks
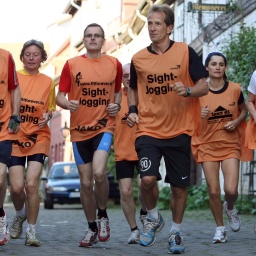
[56,23,122,248]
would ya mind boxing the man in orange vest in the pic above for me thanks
[127,4,208,254]
[114,63,147,244]
[0,48,21,246]
[56,23,122,248]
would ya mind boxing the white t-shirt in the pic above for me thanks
[248,70,256,95]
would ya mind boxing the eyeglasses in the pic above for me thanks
[123,74,130,79]
[84,33,103,39]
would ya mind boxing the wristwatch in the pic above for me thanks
[185,87,191,97]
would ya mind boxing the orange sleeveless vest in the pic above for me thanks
[11,71,52,156]
[0,49,18,141]
[66,55,118,141]
[192,82,252,162]
[132,42,201,139]
[114,88,138,161]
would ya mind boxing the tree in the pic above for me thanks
[222,21,256,98]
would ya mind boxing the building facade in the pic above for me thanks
[44,0,256,190]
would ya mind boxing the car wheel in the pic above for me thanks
[44,199,54,209]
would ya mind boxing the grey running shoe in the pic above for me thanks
[140,214,162,232]
[140,214,147,225]
[223,201,241,232]
[128,229,140,244]
[167,231,185,254]
[10,215,26,239]
[25,229,40,247]
[212,227,227,243]
[140,213,165,247]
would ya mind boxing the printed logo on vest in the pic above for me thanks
[26,134,38,144]
[170,65,181,70]
[20,104,39,124]
[13,134,38,148]
[75,118,108,132]
[140,157,151,172]
[76,72,82,86]
[147,72,177,84]
[207,106,232,124]
[75,72,113,87]
[121,112,129,124]
[97,118,108,127]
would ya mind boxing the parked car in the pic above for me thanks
[41,162,120,209]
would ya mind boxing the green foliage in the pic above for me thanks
[157,183,256,214]
[133,179,139,203]
[135,181,256,215]
[157,186,171,210]
[222,21,256,97]
[186,184,210,210]
[107,148,116,176]
[236,195,256,214]
[157,184,210,210]
[226,0,242,14]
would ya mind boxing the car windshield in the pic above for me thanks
[49,164,79,179]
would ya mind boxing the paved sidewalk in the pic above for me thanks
[1,203,256,256]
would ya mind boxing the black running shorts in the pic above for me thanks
[135,134,191,187]
[8,153,46,167]
[0,140,12,165]
[115,160,140,180]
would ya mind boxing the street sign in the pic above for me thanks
[188,2,227,12]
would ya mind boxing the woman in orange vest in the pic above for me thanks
[192,52,249,244]
[8,40,56,247]
[245,70,256,149]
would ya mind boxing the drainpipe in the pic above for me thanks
[128,27,136,40]
[70,0,81,10]
[136,9,147,22]
[127,6,147,39]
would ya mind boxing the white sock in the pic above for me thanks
[27,223,36,233]
[147,207,158,220]
[225,202,236,212]
[16,207,26,217]
[170,222,181,234]
[227,207,236,214]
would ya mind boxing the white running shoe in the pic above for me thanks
[128,229,140,244]
[10,215,27,239]
[223,201,241,232]
[97,217,111,242]
[79,229,98,247]
[0,215,9,246]
[213,227,227,243]
[25,228,40,247]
